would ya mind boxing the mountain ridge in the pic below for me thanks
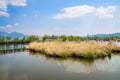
[0,31,25,38]
[94,32,120,37]
[0,31,120,37]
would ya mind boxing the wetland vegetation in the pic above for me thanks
[25,40,120,59]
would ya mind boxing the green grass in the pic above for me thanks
[107,50,112,57]
[86,52,94,59]
[41,49,46,54]
[61,52,70,58]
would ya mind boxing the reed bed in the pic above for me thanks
[25,41,120,59]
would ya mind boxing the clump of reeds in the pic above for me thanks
[25,41,120,59]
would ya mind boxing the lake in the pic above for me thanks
[0,44,120,80]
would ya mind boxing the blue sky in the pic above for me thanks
[0,0,120,36]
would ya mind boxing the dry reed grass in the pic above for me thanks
[25,41,120,58]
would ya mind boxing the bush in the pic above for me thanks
[61,52,70,58]
[107,50,112,57]
[59,35,67,41]
[86,52,94,59]
[28,35,39,42]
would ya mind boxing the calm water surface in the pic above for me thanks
[0,43,120,80]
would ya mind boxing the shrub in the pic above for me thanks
[59,35,67,41]
[41,49,46,54]
[61,52,70,58]
[86,52,94,59]
[28,35,39,42]
[107,50,112,57]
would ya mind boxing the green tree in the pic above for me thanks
[51,35,58,40]
[42,35,49,41]
[67,35,74,41]
[13,37,20,42]
[21,36,28,42]
[28,35,39,42]
[59,35,67,41]
[6,36,12,42]
[0,36,5,42]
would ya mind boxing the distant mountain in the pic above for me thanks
[0,31,25,38]
[94,33,120,37]
[0,31,8,36]
[0,31,120,38]
[9,31,25,38]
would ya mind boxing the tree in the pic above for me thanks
[21,36,28,42]
[28,35,39,42]
[51,35,58,40]
[6,36,12,42]
[67,35,74,41]
[0,36,5,42]
[59,35,67,41]
[42,35,49,41]
[13,37,20,42]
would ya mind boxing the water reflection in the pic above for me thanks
[0,51,120,80]
[0,44,25,54]
[28,52,117,74]
[0,64,28,80]
[0,64,9,80]
[12,74,28,80]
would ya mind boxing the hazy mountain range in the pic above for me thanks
[0,31,25,38]
[0,31,120,38]
[94,33,120,37]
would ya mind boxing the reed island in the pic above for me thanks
[25,40,120,59]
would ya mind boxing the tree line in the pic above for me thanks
[0,35,120,42]
[42,35,120,42]
[0,35,39,42]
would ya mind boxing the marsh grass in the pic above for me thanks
[25,41,120,59]
[86,52,94,59]
[61,52,71,58]
[107,49,112,57]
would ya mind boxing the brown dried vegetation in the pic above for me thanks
[25,41,120,58]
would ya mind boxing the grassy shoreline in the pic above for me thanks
[25,41,120,59]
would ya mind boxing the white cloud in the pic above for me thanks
[53,5,116,19]
[95,6,116,18]
[0,0,27,17]
[0,10,9,16]
[53,5,95,19]
[9,0,27,6]
[0,0,8,11]
[0,23,19,30]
